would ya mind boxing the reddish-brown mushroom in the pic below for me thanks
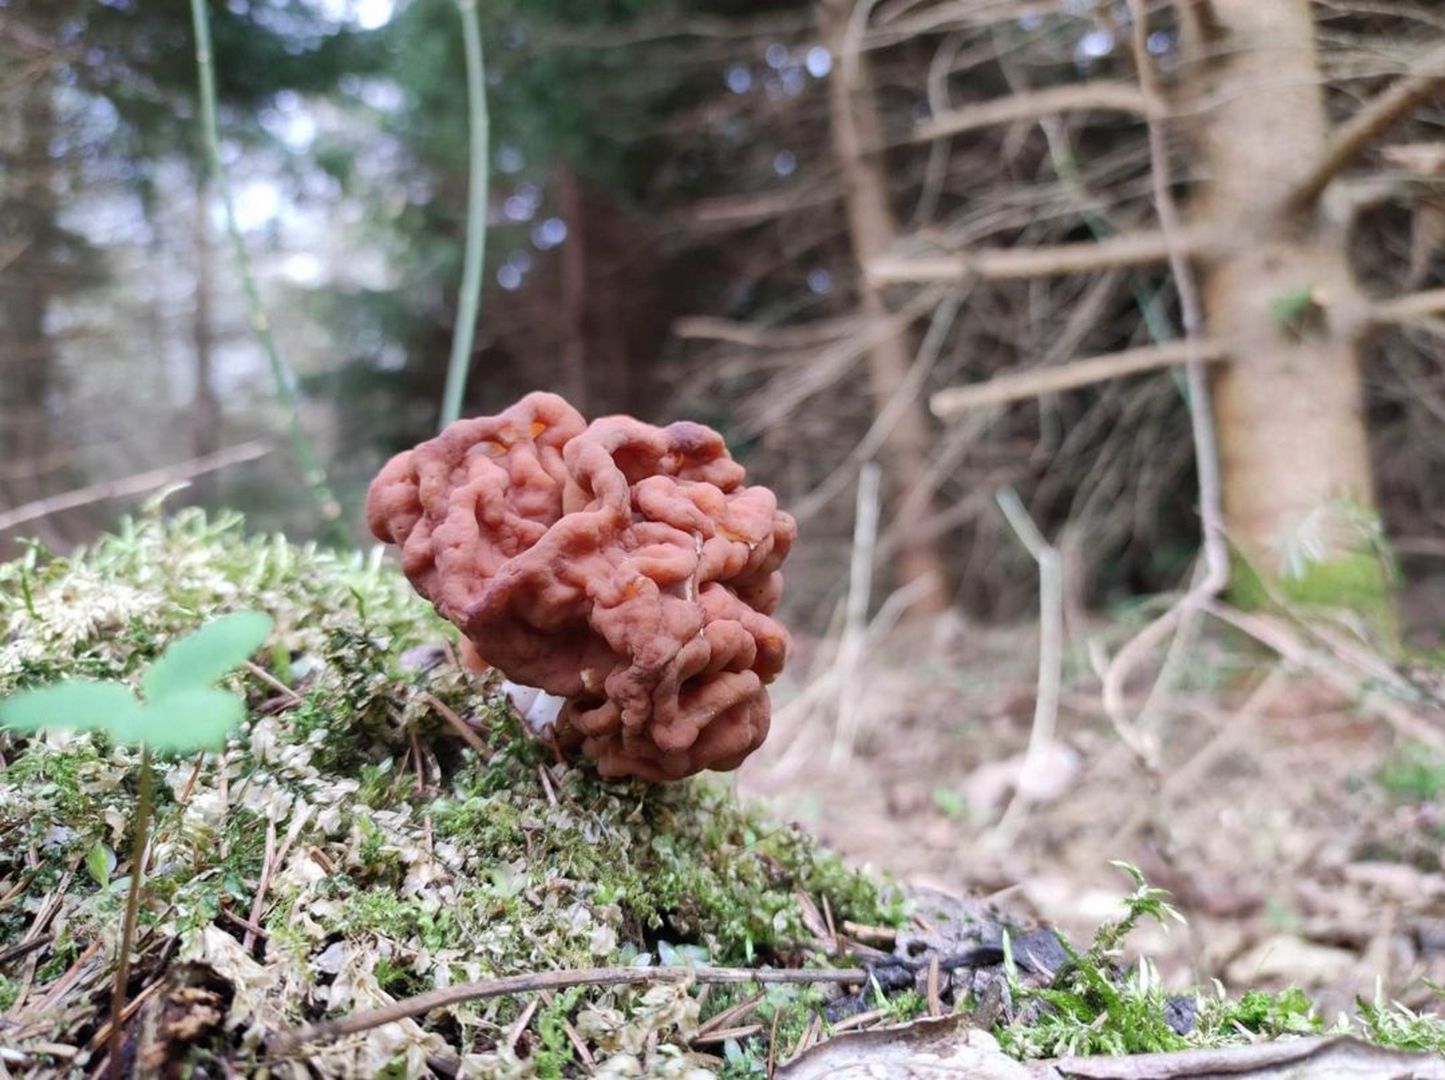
[366,392,795,781]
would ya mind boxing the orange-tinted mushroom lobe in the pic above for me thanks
[365,392,796,781]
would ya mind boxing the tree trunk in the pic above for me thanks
[817,0,952,612]
[0,43,62,543]
[556,164,589,413]
[1193,0,1389,623]
[191,171,222,503]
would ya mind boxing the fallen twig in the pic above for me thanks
[279,966,868,1050]
[832,1006,890,1033]
[0,441,273,534]
[841,921,896,946]
[0,933,52,968]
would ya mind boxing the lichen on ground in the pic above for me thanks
[0,510,902,1077]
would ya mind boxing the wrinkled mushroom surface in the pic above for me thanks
[366,392,795,780]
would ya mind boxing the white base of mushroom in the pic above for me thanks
[500,680,566,736]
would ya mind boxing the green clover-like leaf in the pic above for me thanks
[137,687,246,753]
[142,611,275,702]
[0,680,146,744]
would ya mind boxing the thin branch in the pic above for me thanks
[930,340,1226,418]
[1369,287,1445,325]
[869,229,1194,284]
[908,82,1148,144]
[793,292,963,523]
[188,0,341,527]
[1204,603,1445,750]
[439,0,491,429]
[1288,42,1445,212]
[0,441,272,533]
[672,315,858,349]
[1132,0,1226,576]
[279,965,870,1050]
[1098,0,1230,784]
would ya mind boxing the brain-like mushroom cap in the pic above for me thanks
[366,392,795,781]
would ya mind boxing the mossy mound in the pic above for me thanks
[0,511,901,1077]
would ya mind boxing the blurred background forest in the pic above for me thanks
[4,0,1445,1012]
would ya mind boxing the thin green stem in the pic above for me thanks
[188,0,344,532]
[108,748,152,1080]
[440,0,491,430]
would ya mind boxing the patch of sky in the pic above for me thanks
[1075,28,1115,63]
[532,217,568,250]
[314,0,393,30]
[496,144,525,175]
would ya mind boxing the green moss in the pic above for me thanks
[1214,988,1320,1038]
[0,510,895,1073]
[1378,742,1445,804]
[1228,502,1400,647]
[1357,986,1445,1054]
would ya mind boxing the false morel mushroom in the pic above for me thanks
[366,392,796,780]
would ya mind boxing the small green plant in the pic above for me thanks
[0,609,273,1078]
[1357,980,1445,1053]
[1269,283,1319,338]
[997,862,1190,1058]
[930,786,967,820]
[1377,742,1445,804]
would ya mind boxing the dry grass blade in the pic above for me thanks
[697,991,765,1037]
[693,1023,764,1046]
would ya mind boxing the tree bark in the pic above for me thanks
[817,0,952,612]
[556,163,589,412]
[1193,0,1387,618]
[0,36,62,543]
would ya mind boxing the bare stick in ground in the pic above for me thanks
[278,966,869,1050]
[992,489,1064,839]
[832,462,882,766]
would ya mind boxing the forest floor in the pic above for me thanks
[3,512,1445,1076]
[744,606,1445,1026]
